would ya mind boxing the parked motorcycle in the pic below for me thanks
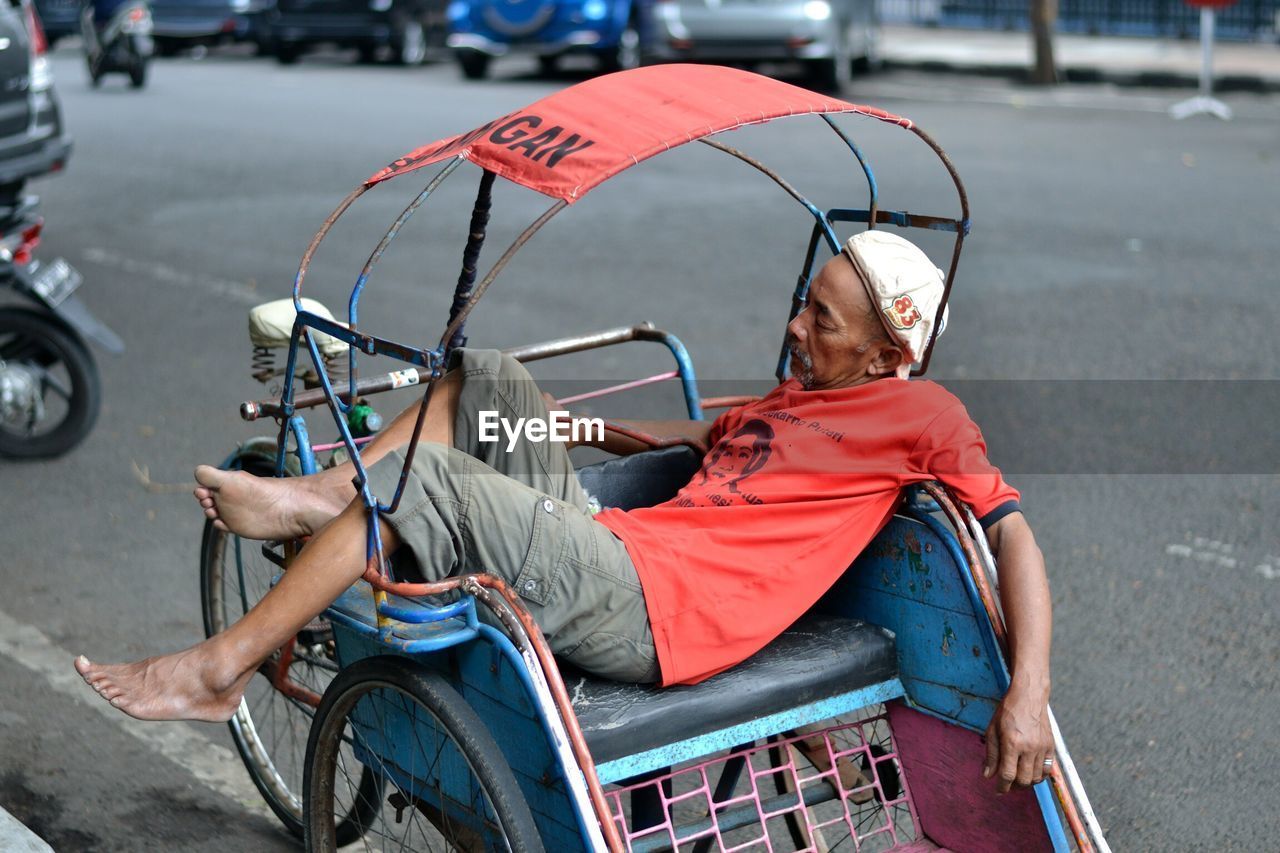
[0,194,122,458]
[81,0,153,88]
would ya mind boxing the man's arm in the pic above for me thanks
[541,393,713,454]
[981,511,1055,793]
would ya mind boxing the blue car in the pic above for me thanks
[446,0,648,79]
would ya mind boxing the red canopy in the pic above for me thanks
[367,65,911,202]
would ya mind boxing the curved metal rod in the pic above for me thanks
[347,158,463,394]
[357,568,625,852]
[821,114,879,227]
[920,482,1101,853]
[291,184,369,306]
[699,138,840,253]
[906,124,970,377]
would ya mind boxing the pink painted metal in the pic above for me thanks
[310,436,374,453]
[554,371,679,406]
[886,703,1051,852]
[605,711,921,852]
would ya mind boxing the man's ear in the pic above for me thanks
[866,343,905,377]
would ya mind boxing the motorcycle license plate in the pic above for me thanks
[30,259,83,307]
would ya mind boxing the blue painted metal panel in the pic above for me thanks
[823,512,1072,848]
[818,515,1004,733]
[594,677,905,784]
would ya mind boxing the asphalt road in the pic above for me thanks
[1,44,1277,850]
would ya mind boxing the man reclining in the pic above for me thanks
[76,231,1055,792]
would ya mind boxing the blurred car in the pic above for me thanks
[0,0,71,196]
[32,0,78,45]
[447,0,649,79]
[648,0,878,88]
[268,0,446,65]
[149,0,273,55]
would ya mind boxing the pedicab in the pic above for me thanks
[201,65,1111,852]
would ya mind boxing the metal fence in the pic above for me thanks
[879,0,1280,41]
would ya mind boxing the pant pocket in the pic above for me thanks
[512,495,565,607]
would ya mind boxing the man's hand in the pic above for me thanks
[983,511,1054,792]
[983,681,1054,792]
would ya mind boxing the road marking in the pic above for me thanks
[81,247,264,307]
[1165,537,1275,578]
[856,79,1279,120]
[0,606,271,817]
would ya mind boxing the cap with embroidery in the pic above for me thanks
[842,230,948,364]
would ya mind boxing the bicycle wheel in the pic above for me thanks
[200,453,380,842]
[771,715,907,852]
[305,655,544,853]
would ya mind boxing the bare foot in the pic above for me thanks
[193,465,347,541]
[74,648,253,723]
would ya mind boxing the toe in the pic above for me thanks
[74,654,92,675]
[194,465,227,489]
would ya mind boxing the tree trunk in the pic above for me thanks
[1029,0,1059,85]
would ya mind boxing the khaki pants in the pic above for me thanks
[366,349,660,683]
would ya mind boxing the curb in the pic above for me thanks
[0,806,53,853]
[881,58,1280,93]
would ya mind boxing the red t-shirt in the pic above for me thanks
[594,377,1020,686]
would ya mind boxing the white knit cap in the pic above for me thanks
[842,230,948,364]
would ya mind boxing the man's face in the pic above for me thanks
[785,255,898,391]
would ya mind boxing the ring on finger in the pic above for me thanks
[1042,757,1055,770]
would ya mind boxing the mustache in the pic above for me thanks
[786,334,812,369]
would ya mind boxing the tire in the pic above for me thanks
[305,656,544,853]
[536,54,558,77]
[597,22,641,73]
[805,29,851,92]
[456,49,489,80]
[392,19,427,66]
[129,58,147,88]
[275,43,302,64]
[200,454,381,843]
[805,56,848,92]
[153,37,181,57]
[0,308,100,459]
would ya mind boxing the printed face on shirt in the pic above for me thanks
[785,254,902,390]
[699,419,775,495]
